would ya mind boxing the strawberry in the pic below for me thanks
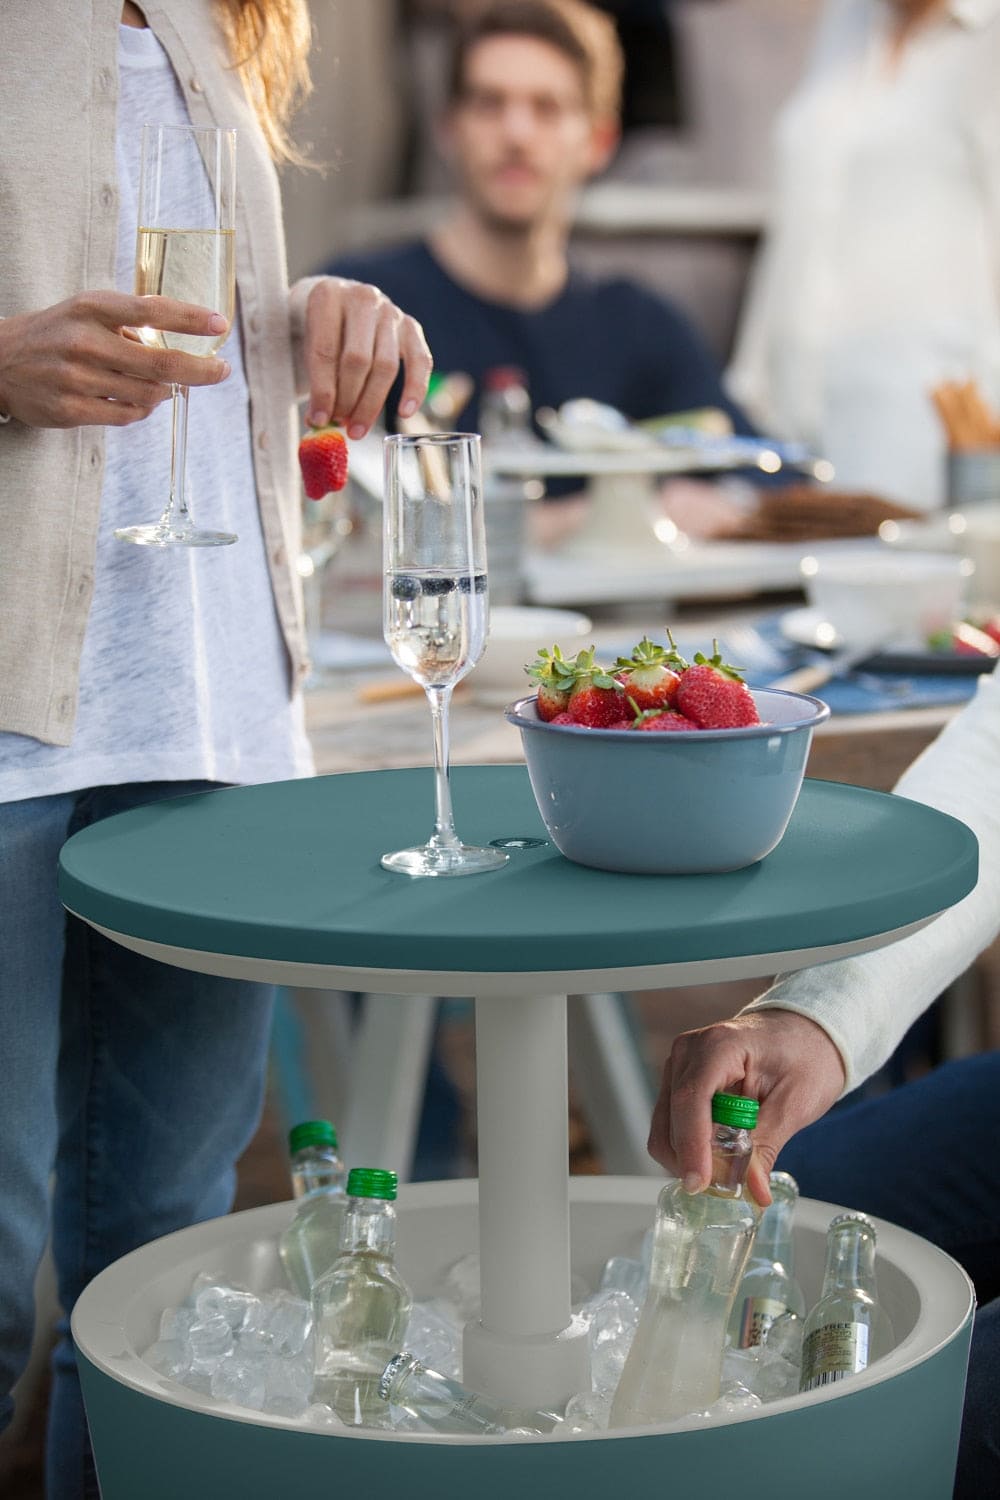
[298,423,349,499]
[949,621,1000,658]
[566,647,627,727]
[614,635,685,711]
[674,641,760,729]
[634,708,699,732]
[981,615,1000,648]
[527,645,578,721]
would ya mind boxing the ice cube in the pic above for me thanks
[580,1288,639,1393]
[300,1402,342,1430]
[239,1289,313,1357]
[159,1306,200,1344]
[405,1300,462,1380]
[597,1255,646,1305]
[210,1352,267,1410]
[563,1388,614,1433]
[722,1343,761,1391]
[187,1314,234,1365]
[764,1310,803,1367]
[437,1252,481,1320]
[262,1354,314,1417]
[708,1382,763,1418]
[753,1345,801,1402]
[142,1338,192,1382]
[193,1280,258,1331]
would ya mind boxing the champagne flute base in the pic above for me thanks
[114,523,238,548]
[381,843,509,878]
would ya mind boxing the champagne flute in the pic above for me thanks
[381,433,509,877]
[116,123,237,547]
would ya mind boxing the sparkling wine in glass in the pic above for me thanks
[116,123,237,548]
[381,433,509,877]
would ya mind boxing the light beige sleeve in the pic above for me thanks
[741,665,1000,1092]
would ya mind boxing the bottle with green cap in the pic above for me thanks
[312,1167,412,1426]
[278,1121,347,1299]
[799,1212,894,1393]
[610,1091,762,1428]
[728,1170,806,1349]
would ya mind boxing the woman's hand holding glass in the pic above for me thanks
[0,291,230,429]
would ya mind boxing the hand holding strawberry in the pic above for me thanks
[298,422,349,500]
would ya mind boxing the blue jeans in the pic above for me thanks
[0,782,276,1500]
[779,1053,1000,1499]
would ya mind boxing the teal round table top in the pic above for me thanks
[57,766,978,982]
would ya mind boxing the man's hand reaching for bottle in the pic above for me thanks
[647,1011,848,1207]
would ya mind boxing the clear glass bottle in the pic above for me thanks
[610,1092,761,1428]
[479,366,533,445]
[378,1352,563,1436]
[312,1168,412,1427]
[729,1169,806,1348]
[478,366,537,605]
[278,1120,347,1298]
[800,1212,894,1393]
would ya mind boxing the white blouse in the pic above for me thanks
[746,662,1000,1091]
[728,0,1000,510]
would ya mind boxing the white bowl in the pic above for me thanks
[800,549,971,649]
[470,607,592,705]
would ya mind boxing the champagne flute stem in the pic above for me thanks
[163,382,193,532]
[426,684,461,851]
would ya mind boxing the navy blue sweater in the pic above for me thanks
[328,241,755,442]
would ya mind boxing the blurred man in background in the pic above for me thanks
[328,0,762,538]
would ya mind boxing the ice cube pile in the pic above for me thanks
[143,1272,334,1425]
[141,1230,801,1438]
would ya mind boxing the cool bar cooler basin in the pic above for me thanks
[60,765,979,1499]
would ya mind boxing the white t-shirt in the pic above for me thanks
[727,0,1000,510]
[0,23,313,801]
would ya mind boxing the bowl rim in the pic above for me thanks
[504,688,830,740]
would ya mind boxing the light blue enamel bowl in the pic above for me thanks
[504,688,830,874]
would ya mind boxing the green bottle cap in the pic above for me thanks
[347,1167,398,1201]
[711,1092,759,1130]
[288,1120,338,1155]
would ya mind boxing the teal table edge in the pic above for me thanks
[57,765,979,977]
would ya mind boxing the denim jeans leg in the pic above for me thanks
[778,1052,1000,1495]
[44,781,277,1500]
[955,1294,1000,1500]
[0,792,76,1434]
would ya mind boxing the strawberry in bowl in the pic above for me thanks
[505,636,829,874]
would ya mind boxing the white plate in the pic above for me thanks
[878,515,962,552]
[779,606,845,650]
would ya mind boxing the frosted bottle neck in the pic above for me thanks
[821,1225,877,1296]
[755,1192,796,1260]
[291,1147,346,1201]
[341,1195,397,1255]
[707,1123,754,1198]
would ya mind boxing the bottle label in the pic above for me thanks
[801,1321,870,1390]
[736,1295,788,1348]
